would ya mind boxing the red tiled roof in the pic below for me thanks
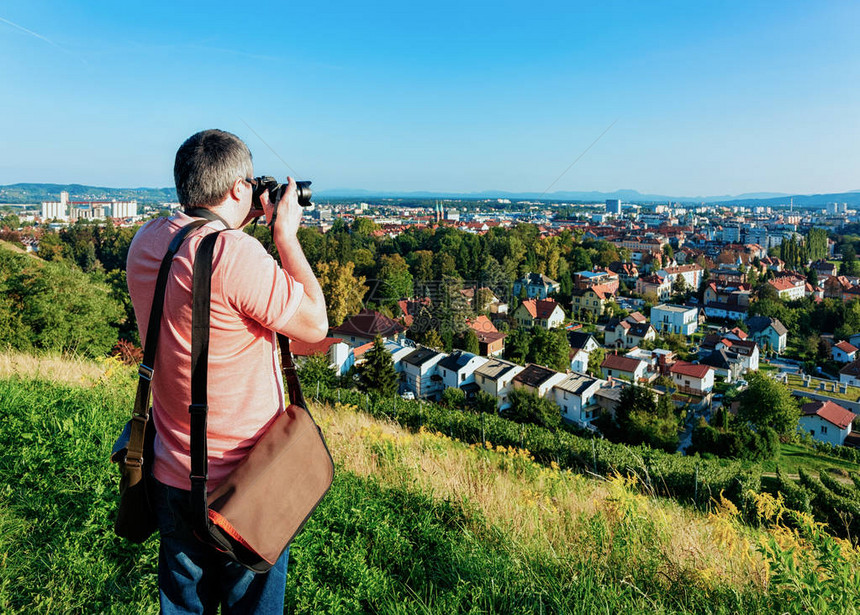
[769,277,802,292]
[331,309,406,338]
[627,311,647,323]
[835,340,858,354]
[519,299,562,320]
[601,353,643,373]
[352,342,374,359]
[290,337,341,357]
[801,400,856,429]
[670,361,711,379]
[468,315,498,333]
[729,327,747,340]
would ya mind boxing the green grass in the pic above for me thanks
[0,373,857,614]
[784,373,860,402]
[762,442,860,476]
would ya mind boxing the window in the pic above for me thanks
[821,425,828,434]
[460,373,465,382]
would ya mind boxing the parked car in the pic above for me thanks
[401,391,415,400]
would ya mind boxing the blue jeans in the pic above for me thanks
[153,479,289,614]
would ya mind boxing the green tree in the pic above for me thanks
[422,329,444,351]
[587,347,606,377]
[528,328,569,372]
[505,328,531,364]
[441,387,466,408]
[357,336,398,396]
[474,390,498,414]
[737,371,800,435]
[454,328,480,355]
[503,387,560,429]
[298,353,337,389]
[377,254,414,304]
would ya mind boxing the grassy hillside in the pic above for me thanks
[0,354,857,614]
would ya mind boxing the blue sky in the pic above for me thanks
[1,1,858,196]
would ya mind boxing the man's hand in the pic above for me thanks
[260,177,302,240]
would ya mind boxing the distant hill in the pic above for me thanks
[0,183,176,205]
[3,182,860,207]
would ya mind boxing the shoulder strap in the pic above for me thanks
[124,219,209,472]
[189,230,223,535]
[188,233,310,535]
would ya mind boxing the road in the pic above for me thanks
[677,400,717,454]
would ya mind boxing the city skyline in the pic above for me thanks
[1,1,859,196]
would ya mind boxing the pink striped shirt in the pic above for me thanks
[126,212,304,490]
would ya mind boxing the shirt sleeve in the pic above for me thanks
[219,232,305,334]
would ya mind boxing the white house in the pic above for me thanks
[601,353,649,383]
[832,341,858,364]
[768,277,806,301]
[799,400,856,446]
[668,361,714,396]
[513,299,565,330]
[513,273,560,299]
[552,373,605,428]
[437,350,489,390]
[658,264,704,291]
[650,304,699,336]
[385,341,418,373]
[715,338,760,372]
[474,358,525,410]
[511,364,566,398]
[401,347,447,399]
[839,359,860,386]
[568,331,600,373]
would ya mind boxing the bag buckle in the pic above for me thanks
[138,364,154,381]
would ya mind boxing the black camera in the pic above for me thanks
[251,176,313,210]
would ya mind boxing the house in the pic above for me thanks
[552,373,604,428]
[460,287,508,314]
[604,317,657,350]
[657,263,704,291]
[839,359,860,387]
[571,285,614,317]
[513,273,560,299]
[511,364,566,398]
[601,353,649,383]
[746,316,788,355]
[514,299,565,330]
[401,347,446,399]
[699,348,744,382]
[636,274,672,302]
[669,361,714,396]
[573,270,619,293]
[715,338,760,372]
[650,304,699,336]
[474,358,525,410]
[437,351,488,391]
[468,316,506,357]
[799,400,856,447]
[811,259,837,281]
[832,341,858,364]
[568,331,600,373]
[607,261,639,285]
[768,277,806,301]
[385,341,417,373]
[331,309,407,347]
[290,337,355,376]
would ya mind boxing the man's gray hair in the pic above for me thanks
[174,130,253,210]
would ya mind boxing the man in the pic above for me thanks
[126,129,328,613]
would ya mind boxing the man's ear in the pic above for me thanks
[229,178,244,202]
